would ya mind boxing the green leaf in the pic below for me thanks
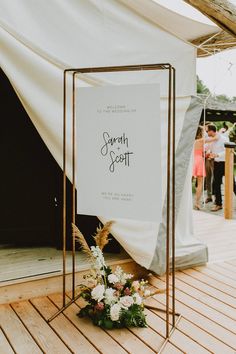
[77,305,91,318]
[103,319,114,329]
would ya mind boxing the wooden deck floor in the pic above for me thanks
[1,211,236,353]
[1,256,236,354]
[193,209,236,263]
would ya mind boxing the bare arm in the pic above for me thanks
[205,135,218,142]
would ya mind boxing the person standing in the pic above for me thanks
[204,122,214,203]
[229,123,236,195]
[192,126,206,210]
[207,124,227,211]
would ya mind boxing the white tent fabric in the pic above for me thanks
[120,0,218,41]
[0,0,212,274]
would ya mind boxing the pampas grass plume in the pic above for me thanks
[93,220,114,251]
[72,223,92,258]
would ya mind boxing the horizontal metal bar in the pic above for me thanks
[47,292,81,322]
[64,63,172,74]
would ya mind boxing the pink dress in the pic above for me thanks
[192,149,206,177]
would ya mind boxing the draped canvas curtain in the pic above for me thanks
[0,0,208,273]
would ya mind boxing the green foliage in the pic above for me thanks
[214,122,223,131]
[119,304,147,328]
[215,94,231,103]
[197,76,234,102]
[78,303,147,329]
[229,123,236,144]
[197,75,210,95]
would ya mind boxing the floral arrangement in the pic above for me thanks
[72,221,156,329]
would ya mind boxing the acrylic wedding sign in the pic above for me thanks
[76,83,161,222]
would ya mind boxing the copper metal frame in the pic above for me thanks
[48,63,179,346]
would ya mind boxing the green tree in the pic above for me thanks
[215,94,231,103]
[197,75,210,95]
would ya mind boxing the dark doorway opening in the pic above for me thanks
[0,68,61,246]
[0,68,120,252]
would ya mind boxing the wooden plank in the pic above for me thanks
[0,304,42,354]
[166,281,236,334]
[192,211,236,263]
[207,263,236,280]
[155,271,236,326]
[74,297,155,354]
[11,300,71,354]
[182,267,236,298]
[144,308,210,353]
[219,262,236,273]
[128,305,183,353]
[100,326,155,354]
[209,250,236,263]
[193,210,236,235]
[49,293,127,354]
[196,226,236,238]
[67,292,182,354]
[206,243,236,254]
[204,247,236,256]
[203,240,236,249]
[149,276,236,350]
[151,295,236,352]
[194,266,236,289]
[227,259,236,266]
[124,317,168,352]
[0,328,15,354]
[173,273,236,321]
[209,255,236,263]
[208,244,236,253]
[179,269,236,309]
[145,298,234,354]
[176,314,235,354]
[162,342,184,354]
[31,296,99,354]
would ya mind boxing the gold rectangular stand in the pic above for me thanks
[48,63,178,351]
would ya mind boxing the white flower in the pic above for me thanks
[91,246,106,270]
[120,272,134,285]
[84,277,97,288]
[133,293,142,305]
[104,288,117,305]
[114,266,123,279]
[119,296,134,308]
[124,273,133,280]
[132,280,140,292]
[91,284,105,302]
[108,273,119,284]
[110,303,121,321]
[144,289,151,297]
